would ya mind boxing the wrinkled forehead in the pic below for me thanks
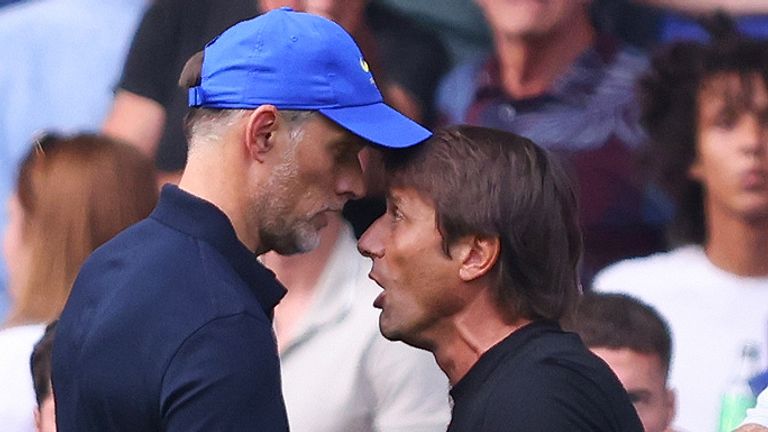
[698,71,768,115]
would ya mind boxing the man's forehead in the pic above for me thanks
[386,186,434,208]
[314,113,370,148]
[699,72,768,110]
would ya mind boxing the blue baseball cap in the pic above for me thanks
[188,7,431,148]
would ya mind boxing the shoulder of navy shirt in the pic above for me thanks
[52,185,289,431]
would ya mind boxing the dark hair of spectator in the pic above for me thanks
[565,292,672,377]
[30,320,58,406]
[384,125,583,322]
[640,12,768,245]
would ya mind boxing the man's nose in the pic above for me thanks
[337,160,366,201]
[357,217,384,259]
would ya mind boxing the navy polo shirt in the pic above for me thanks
[52,185,289,431]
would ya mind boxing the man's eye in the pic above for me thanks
[388,206,403,222]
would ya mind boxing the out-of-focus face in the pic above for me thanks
[591,347,675,432]
[304,0,367,33]
[34,393,56,432]
[690,74,768,223]
[250,114,365,255]
[475,0,590,40]
[3,193,27,301]
[358,186,466,350]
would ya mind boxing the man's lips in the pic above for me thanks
[742,169,768,190]
[368,271,385,309]
[373,291,385,309]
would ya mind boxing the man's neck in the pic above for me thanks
[429,291,532,385]
[494,16,595,99]
[178,143,262,253]
[705,206,768,277]
[263,216,343,349]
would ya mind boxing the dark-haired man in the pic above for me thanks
[53,8,430,431]
[566,292,676,432]
[358,125,642,431]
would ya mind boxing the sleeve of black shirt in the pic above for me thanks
[159,313,288,431]
[117,0,183,108]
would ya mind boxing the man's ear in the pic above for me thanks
[245,105,279,162]
[453,235,501,282]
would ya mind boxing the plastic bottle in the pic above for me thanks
[718,343,761,432]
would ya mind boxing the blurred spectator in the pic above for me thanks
[660,13,768,42]
[590,0,768,49]
[594,16,768,431]
[437,0,671,283]
[566,292,676,432]
[375,0,492,67]
[262,213,450,432]
[101,0,282,184]
[30,321,57,432]
[0,0,148,322]
[103,0,447,186]
[640,0,768,16]
[0,134,157,432]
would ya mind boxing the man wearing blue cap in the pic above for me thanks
[51,8,431,432]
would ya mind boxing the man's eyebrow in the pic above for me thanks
[385,192,402,206]
[332,134,367,150]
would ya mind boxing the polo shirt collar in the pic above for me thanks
[151,185,286,314]
[450,320,562,400]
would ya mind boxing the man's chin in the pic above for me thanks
[379,319,433,351]
[269,230,320,256]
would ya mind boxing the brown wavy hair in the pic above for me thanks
[5,134,157,326]
[385,125,583,322]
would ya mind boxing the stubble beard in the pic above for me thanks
[249,151,321,256]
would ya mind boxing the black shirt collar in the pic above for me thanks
[450,320,562,400]
[150,185,286,316]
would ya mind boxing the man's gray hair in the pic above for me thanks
[186,108,315,149]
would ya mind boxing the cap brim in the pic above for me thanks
[319,103,431,148]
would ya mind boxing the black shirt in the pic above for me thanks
[448,321,643,432]
[52,185,288,431]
